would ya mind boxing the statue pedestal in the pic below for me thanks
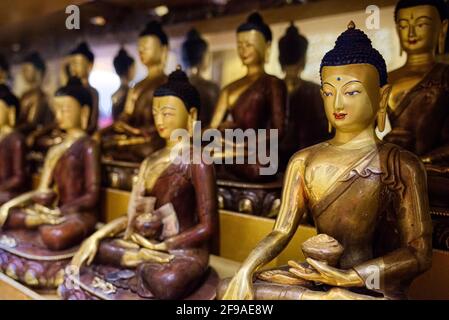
[217,179,282,217]
[59,266,220,300]
[102,159,140,191]
[0,229,78,290]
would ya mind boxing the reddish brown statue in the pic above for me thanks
[0,85,27,204]
[278,23,332,166]
[0,78,100,289]
[61,69,219,300]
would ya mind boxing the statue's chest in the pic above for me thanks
[388,75,423,112]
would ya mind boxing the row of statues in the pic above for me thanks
[0,0,446,300]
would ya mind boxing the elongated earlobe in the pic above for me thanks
[80,105,90,130]
[438,20,448,55]
[378,84,392,132]
[8,108,15,127]
[188,107,198,136]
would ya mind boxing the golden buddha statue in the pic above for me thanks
[61,69,219,300]
[99,21,168,164]
[0,77,100,289]
[28,43,99,159]
[0,85,28,204]
[385,0,449,208]
[181,28,220,127]
[111,48,135,121]
[219,22,432,300]
[278,22,332,168]
[16,52,52,136]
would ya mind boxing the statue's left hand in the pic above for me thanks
[130,233,168,252]
[289,258,364,288]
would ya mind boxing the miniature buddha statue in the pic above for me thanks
[219,22,432,300]
[0,77,100,288]
[28,43,99,156]
[0,85,27,204]
[99,21,168,163]
[111,48,135,121]
[16,52,52,136]
[278,23,331,165]
[385,0,449,207]
[181,28,220,127]
[63,69,218,300]
[209,12,287,182]
[68,42,99,134]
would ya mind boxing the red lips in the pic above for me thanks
[333,112,347,120]
[408,39,418,45]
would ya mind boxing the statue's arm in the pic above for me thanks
[165,162,218,250]
[242,156,306,273]
[0,136,27,191]
[269,78,287,139]
[209,87,229,129]
[353,150,432,289]
[59,140,100,214]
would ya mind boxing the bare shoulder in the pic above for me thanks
[287,142,328,168]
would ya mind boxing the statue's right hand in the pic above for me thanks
[70,237,100,271]
[221,270,254,300]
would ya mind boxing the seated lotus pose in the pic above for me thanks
[0,77,100,288]
[219,22,432,300]
[65,68,218,300]
[0,85,27,204]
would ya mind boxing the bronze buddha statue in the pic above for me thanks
[181,28,220,127]
[61,69,219,300]
[0,85,28,204]
[16,52,52,137]
[99,21,168,164]
[278,22,332,166]
[0,77,100,289]
[385,0,449,208]
[209,12,287,216]
[111,48,135,121]
[219,22,432,300]
[28,43,99,157]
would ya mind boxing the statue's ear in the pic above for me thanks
[379,84,392,111]
[8,107,15,127]
[264,41,272,64]
[438,19,448,55]
[161,45,169,67]
[188,107,198,136]
[377,84,392,132]
[80,105,90,130]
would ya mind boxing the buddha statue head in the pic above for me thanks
[0,54,10,85]
[68,42,95,81]
[320,22,391,134]
[138,21,168,70]
[153,67,200,141]
[54,77,93,132]
[278,22,309,79]
[236,12,272,67]
[113,48,135,82]
[395,0,449,56]
[181,28,209,75]
[21,52,46,85]
[0,84,19,128]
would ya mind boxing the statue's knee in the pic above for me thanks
[40,226,69,251]
[217,278,232,299]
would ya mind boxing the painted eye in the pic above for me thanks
[345,90,360,96]
[323,92,333,97]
